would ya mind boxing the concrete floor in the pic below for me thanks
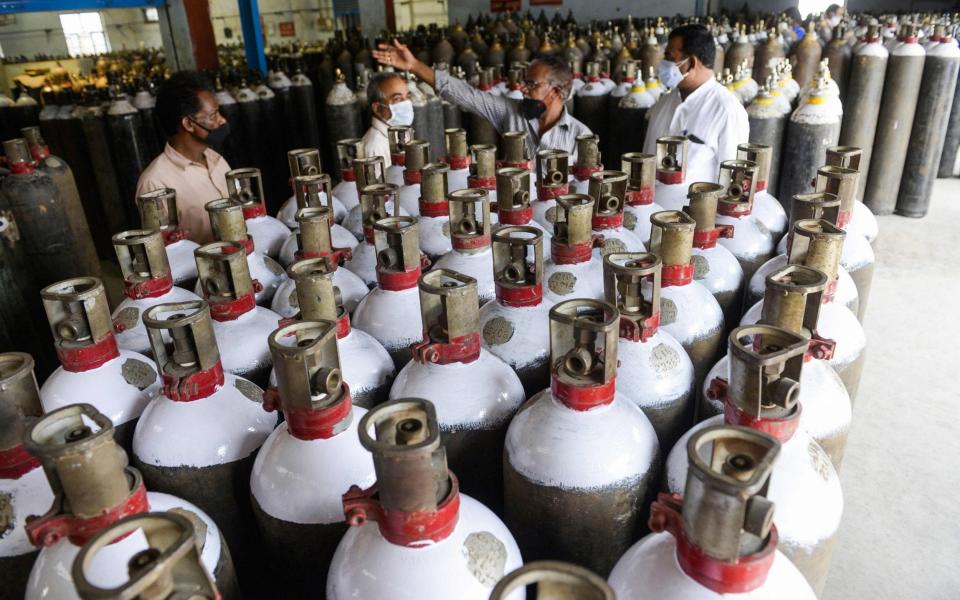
[822,178,960,599]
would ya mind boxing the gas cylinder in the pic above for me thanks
[669,324,843,595]
[110,230,199,356]
[620,152,661,244]
[588,169,645,256]
[331,139,365,212]
[422,84,448,162]
[132,85,161,164]
[777,82,841,212]
[77,94,128,242]
[791,23,822,90]
[389,269,524,509]
[737,143,788,241]
[726,26,755,71]
[643,66,665,103]
[272,207,367,317]
[38,277,159,451]
[532,149,571,229]
[354,69,372,134]
[441,72,465,130]
[747,88,789,200]
[825,27,852,100]
[386,125,415,186]
[405,76,438,163]
[279,173,357,265]
[213,77,241,168]
[605,61,637,161]
[639,30,664,76]
[543,194,606,303]
[20,127,100,275]
[494,165,550,238]
[271,257,394,406]
[442,128,471,191]
[325,71,363,166]
[203,198,287,306]
[755,29,786,84]
[863,30,925,215]
[652,137,691,211]
[467,143,499,216]
[614,80,655,159]
[751,192,859,315]
[343,157,396,239]
[603,253,694,451]
[466,70,501,147]
[278,148,348,228]
[135,188,200,287]
[0,353,54,597]
[397,139,431,215]
[778,60,801,103]
[649,211,725,388]
[413,162,454,261]
[70,510,222,599]
[291,62,322,150]
[499,130,535,193]
[684,182,744,330]
[825,146,878,244]
[814,165,875,322]
[342,182,405,285]
[235,79,262,173]
[840,26,887,199]
[327,398,523,599]
[743,221,865,402]
[352,216,426,368]
[251,319,376,596]
[480,226,551,396]
[194,240,282,384]
[575,63,610,144]
[224,168,291,259]
[896,36,960,218]
[609,424,818,600]
[0,139,92,286]
[24,403,236,600]
[106,87,151,228]
[714,159,776,280]
[433,189,496,303]
[504,298,659,575]
[571,134,603,195]
[702,263,852,470]
[492,561,615,599]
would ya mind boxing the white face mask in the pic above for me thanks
[386,99,414,127]
[658,57,690,89]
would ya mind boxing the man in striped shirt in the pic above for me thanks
[373,39,591,161]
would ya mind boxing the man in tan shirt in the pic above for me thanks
[136,71,232,244]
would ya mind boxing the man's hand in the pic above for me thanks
[373,39,417,71]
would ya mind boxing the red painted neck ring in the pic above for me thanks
[661,262,694,287]
[498,206,534,225]
[572,164,602,181]
[619,313,659,342]
[626,188,654,206]
[822,278,838,304]
[391,153,406,166]
[403,169,422,185]
[27,481,149,548]
[123,273,174,300]
[341,168,356,182]
[717,201,752,218]
[31,145,51,161]
[755,180,767,192]
[467,175,496,190]
[343,473,461,547]
[336,312,351,339]
[551,239,594,265]
[496,283,542,307]
[836,209,851,229]
[209,292,257,321]
[537,184,569,200]
[57,335,121,372]
[412,332,481,364]
[693,224,735,249]
[377,266,421,291]
[552,374,616,410]
[221,236,255,256]
[161,228,188,245]
[452,233,490,252]
[419,200,449,218]
[723,402,800,444]
[592,213,623,230]
[285,388,354,440]
[363,226,375,245]
[9,161,32,174]
[497,160,531,170]
[242,202,267,219]
[163,361,225,402]
[444,155,470,170]
[657,170,683,185]
[649,492,778,594]
[0,444,42,479]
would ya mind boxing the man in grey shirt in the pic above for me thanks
[373,39,592,161]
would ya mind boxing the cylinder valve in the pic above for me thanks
[491,561,615,600]
[354,156,386,189]
[194,242,258,320]
[717,159,759,217]
[205,198,253,254]
[359,183,401,244]
[536,149,570,199]
[603,252,662,342]
[649,211,696,287]
[41,278,119,372]
[419,162,450,217]
[225,168,267,219]
[144,300,223,401]
[136,189,184,244]
[500,131,530,168]
[335,138,365,180]
[587,170,628,229]
[685,182,733,248]
[112,230,173,300]
[621,152,656,206]
[443,128,469,169]
[402,140,431,185]
[413,269,481,364]
[495,167,532,225]
[287,148,322,179]
[551,194,597,263]
[293,174,334,213]
[447,188,491,253]
[548,299,620,410]
[655,136,688,184]
[373,216,424,290]
[493,226,543,307]
[467,144,497,189]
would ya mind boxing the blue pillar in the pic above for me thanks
[237,0,267,75]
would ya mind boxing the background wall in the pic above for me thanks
[447,0,701,28]
[207,0,337,47]
[0,9,164,58]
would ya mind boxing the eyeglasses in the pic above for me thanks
[190,109,222,127]
[523,80,550,91]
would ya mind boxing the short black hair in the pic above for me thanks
[668,24,716,71]
[156,71,213,137]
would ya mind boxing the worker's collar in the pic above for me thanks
[164,142,221,170]
[679,77,718,103]
[370,116,389,135]
[531,105,575,131]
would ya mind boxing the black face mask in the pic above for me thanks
[190,118,231,149]
[520,97,547,120]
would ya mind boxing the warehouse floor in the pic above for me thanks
[822,178,960,600]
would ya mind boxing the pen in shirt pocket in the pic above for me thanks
[685,133,705,145]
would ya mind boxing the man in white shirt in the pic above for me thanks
[361,71,414,168]
[643,24,749,185]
